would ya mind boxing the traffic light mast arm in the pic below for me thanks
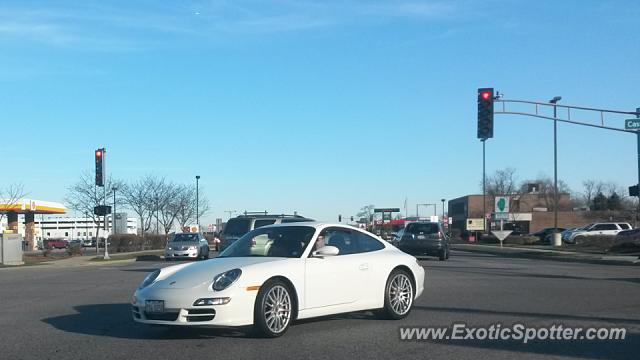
[494,99,638,134]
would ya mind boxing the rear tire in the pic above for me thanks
[378,269,414,320]
[252,279,293,338]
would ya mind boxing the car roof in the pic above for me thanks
[259,222,363,230]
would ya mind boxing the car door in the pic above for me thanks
[304,227,367,309]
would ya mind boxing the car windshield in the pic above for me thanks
[218,226,315,258]
[223,218,252,236]
[171,233,199,242]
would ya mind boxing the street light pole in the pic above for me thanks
[105,187,117,260]
[550,96,562,246]
[441,199,446,219]
[196,175,201,232]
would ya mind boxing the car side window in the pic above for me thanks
[254,219,276,229]
[354,232,385,253]
[321,228,356,256]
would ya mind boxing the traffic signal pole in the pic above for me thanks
[103,148,109,260]
[636,107,640,228]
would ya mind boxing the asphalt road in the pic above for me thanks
[1,252,638,360]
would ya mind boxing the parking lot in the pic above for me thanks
[1,252,638,360]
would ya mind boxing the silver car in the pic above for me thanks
[165,233,210,261]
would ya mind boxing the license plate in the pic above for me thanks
[145,300,165,313]
[417,235,426,240]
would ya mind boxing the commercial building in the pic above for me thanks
[1,214,137,244]
[448,187,633,234]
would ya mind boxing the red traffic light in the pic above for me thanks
[96,150,102,157]
[481,91,491,100]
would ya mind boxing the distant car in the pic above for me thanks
[82,239,96,248]
[561,225,591,243]
[568,222,632,244]
[67,240,83,248]
[132,223,425,337]
[165,233,210,261]
[530,227,566,243]
[395,222,449,261]
[219,213,313,251]
[46,240,67,249]
[617,228,640,237]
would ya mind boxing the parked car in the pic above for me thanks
[530,227,566,243]
[567,222,632,244]
[395,221,449,260]
[219,213,313,251]
[561,225,591,243]
[82,239,96,247]
[616,228,640,237]
[46,240,67,249]
[67,240,83,248]
[165,233,210,261]
[132,223,425,337]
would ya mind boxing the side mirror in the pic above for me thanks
[312,245,339,258]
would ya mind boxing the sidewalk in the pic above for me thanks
[451,243,640,265]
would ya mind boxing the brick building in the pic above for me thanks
[448,191,634,234]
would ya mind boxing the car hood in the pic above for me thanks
[153,257,284,289]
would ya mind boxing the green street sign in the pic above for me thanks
[625,119,640,130]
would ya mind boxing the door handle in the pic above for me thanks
[359,263,369,270]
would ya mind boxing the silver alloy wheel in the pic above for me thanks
[263,285,292,333]
[389,274,413,315]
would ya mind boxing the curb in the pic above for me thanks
[451,244,640,266]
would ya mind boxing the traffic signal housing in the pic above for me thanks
[338,214,342,222]
[477,88,494,139]
[95,148,104,187]
[629,185,639,197]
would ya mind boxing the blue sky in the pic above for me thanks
[1,0,639,224]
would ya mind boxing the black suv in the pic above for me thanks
[219,213,313,251]
[396,222,450,261]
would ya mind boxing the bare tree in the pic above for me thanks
[485,167,519,196]
[581,180,608,207]
[356,205,375,222]
[0,183,28,224]
[520,176,572,211]
[121,175,157,238]
[155,181,182,235]
[174,185,210,230]
[65,172,122,240]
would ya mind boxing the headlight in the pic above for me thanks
[166,247,172,250]
[212,269,242,291]
[139,269,161,289]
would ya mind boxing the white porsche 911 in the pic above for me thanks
[131,222,425,337]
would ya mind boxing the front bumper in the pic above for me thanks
[165,250,199,259]
[132,284,257,327]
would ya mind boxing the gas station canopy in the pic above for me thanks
[0,199,66,214]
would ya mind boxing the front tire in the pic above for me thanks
[378,269,414,320]
[253,279,293,338]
